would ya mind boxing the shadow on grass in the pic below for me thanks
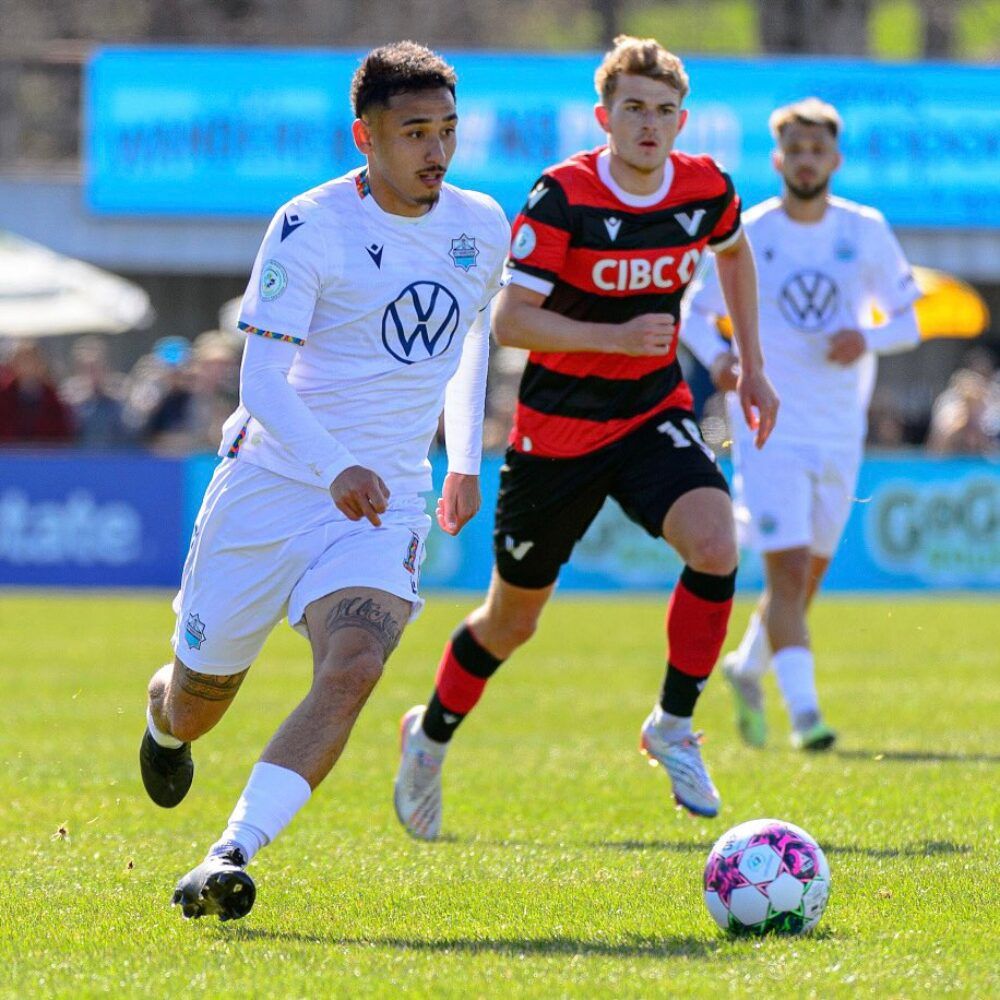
[224,927,722,957]
[596,839,972,859]
[835,748,1000,764]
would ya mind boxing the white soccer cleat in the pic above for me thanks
[394,705,445,841]
[639,710,721,818]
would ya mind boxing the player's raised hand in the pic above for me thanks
[737,369,780,449]
[330,465,391,526]
[826,328,867,365]
[615,313,676,356]
[436,472,481,536]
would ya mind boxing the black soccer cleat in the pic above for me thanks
[172,845,256,922]
[139,729,194,808]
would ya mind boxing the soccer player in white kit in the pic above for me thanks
[137,42,509,921]
[682,98,920,751]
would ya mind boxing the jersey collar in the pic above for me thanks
[596,148,674,208]
[355,167,443,226]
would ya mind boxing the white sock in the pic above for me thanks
[772,646,819,725]
[146,706,183,749]
[730,609,771,680]
[650,704,693,739]
[412,714,448,759]
[211,762,311,864]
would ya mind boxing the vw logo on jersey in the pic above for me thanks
[778,269,840,332]
[382,281,461,365]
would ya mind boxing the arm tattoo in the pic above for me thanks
[324,597,404,658]
[178,667,249,702]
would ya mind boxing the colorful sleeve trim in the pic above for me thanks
[225,419,250,459]
[238,321,306,347]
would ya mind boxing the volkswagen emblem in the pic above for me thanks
[778,270,840,333]
[382,281,461,365]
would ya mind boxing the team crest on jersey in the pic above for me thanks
[835,239,856,261]
[511,223,536,260]
[449,234,479,271]
[778,270,840,332]
[260,259,287,301]
[382,281,460,365]
[184,612,207,650]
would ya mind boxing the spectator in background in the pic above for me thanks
[142,331,239,455]
[59,335,135,449]
[0,339,74,445]
[124,335,191,441]
[927,367,1000,455]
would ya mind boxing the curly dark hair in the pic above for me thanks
[351,41,457,118]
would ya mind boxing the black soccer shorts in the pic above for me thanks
[493,408,730,589]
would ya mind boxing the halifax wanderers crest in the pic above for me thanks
[185,612,207,650]
[449,234,479,271]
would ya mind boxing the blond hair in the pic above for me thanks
[594,34,690,105]
[769,97,843,141]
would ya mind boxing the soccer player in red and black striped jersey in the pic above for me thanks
[395,36,778,834]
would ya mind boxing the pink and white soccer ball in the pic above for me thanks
[703,818,831,935]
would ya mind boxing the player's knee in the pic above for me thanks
[686,532,738,577]
[315,646,385,702]
[770,551,812,596]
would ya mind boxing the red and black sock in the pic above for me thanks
[422,624,504,743]
[660,566,736,717]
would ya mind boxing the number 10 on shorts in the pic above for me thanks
[657,416,717,462]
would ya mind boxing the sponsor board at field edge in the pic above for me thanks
[85,49,1000,228]
[421,454,999,592]
[0,453,186,586]
[857,462,1000,588]
[1,454,995,590]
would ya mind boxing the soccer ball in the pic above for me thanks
[703,818,830,935]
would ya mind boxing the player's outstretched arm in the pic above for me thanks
[714,233,779,448]
[494,283,674,356]
[436,472,481,536]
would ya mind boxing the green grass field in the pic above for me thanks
[1,591,997,998]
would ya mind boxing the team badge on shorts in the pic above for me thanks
[184,612,207,650]
[260,259,288,301]
[449,234,479,271]
[759,513,779,536]
[403,531,421,594]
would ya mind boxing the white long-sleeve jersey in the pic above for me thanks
[682,196,920,447]
[219,168,510,494]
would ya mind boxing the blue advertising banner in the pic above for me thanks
[0,452,186,587]
[3,452,995,591]
[85,47,1000,227]
[420,453,1000,593]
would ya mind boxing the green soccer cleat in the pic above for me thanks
[722,655,767,748]
[791,719,838,752]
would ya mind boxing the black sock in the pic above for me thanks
[659,663,707,718]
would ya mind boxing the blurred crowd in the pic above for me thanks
[0,331,240,455]
[1,333,998,458]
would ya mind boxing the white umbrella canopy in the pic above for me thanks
[0,231,154,337]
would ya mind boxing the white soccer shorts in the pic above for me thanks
[171,459,430,675]
[732,438,862,557]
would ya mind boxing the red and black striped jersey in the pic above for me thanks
[506,145,741,458]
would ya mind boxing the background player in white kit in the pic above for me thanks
[137,42,509,921]
[682,97,920,751]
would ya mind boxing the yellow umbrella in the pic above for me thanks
[907,266,990,340]
[714,265,990,341]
